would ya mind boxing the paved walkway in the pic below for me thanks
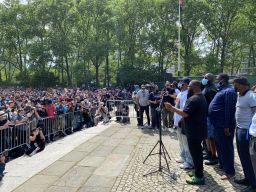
[11,119,247,192]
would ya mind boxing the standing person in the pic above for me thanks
[232,77,256,191]
[165,80,207,185]
[209,74,237,180]
[162,81,176,129]
[132,85,140,126]
[201,73,218,165]
[136,84,150,128]
[174,78,194,169]
[249,112,256,192]
[148,85,161,129]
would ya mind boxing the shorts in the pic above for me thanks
[207,118,214,139]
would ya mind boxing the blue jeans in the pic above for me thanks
[150,107,160,128]
[236,128,256,187]
[214,128,235,175]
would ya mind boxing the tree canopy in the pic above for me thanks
[0,0,255,87]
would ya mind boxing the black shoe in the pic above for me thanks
[234,178,250,186]
[205,159,218,166]
[244,186,256,192]
[203,154,211,160]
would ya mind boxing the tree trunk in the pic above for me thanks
[220,39,227,73]
[95,56,99,87]
[65,54,71,86]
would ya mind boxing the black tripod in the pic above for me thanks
[143,105,174,179]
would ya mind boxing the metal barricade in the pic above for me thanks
[0,122,31,154]
[0,111,84,154]
[106,100,139,122]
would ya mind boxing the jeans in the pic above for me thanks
[187,138,204,178]
[250,136,256,183]
[139,105,150,126]
[176,127,194,166]
[236,128,256,187]
[150,107,160,128]
[162,108,173,128]
[214,128,235,175]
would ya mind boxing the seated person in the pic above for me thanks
[0,153,6,181]
[94,102,109,126]
[25,125,45,156]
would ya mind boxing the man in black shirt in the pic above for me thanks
[201,73,218,165]
[165,80,207,185]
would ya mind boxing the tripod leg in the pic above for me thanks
[143,141,160,164]
[162,143,172,161]
[161,144,171,174]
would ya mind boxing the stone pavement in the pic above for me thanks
[12,119,248,192]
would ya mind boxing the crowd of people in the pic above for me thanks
[133,74,256,191]
[0,87,132,181]
[1,75,256,191]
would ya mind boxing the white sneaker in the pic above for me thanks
[180,162,193,169]
[175,158,185,163]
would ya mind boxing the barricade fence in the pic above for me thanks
[0,111,85,155]
[105,100,139,122]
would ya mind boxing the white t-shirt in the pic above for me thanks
[236,90,256,129]
[174,90,188,126]
[250,113,256,137]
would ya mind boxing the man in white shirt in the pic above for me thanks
[233,77,256,191]
[136,84,150,128]
[174,78,194,169]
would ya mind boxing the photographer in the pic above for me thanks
[94,102,109,126]
[25,125,45,156]
[162,81,177,129]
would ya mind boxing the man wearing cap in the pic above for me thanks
[233,77,256,191]
[209,74,237,180]
[136,84,150,128]
[201,73,218,165]
[174,77,194,169]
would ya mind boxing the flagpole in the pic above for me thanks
[178,1,181,77]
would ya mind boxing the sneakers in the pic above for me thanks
[175,158,185,163]
[204,158,218,166]
[234,178,250,186]
[180,162,194,169]
[186,176,205,185]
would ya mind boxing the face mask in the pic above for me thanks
[201,78,208,86]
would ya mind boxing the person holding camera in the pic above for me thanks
[94,102,109,126]
[25,125,45,156]
[162,81,177,129]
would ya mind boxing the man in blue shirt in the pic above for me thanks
[209,74,237,180]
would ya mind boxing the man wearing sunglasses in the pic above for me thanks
[136,84,150,128]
